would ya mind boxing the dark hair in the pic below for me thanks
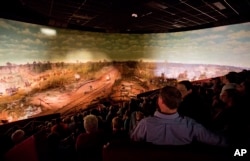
[90,108,100,116]
[112,116,123,130]
[178,80,193,91]
[55,117,62,124]
[223,88,240,106]
[225,72,239,83]
[224,88,237,97]
[242,80,250,96]
[159,86,182,109]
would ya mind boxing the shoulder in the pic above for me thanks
[179,115,204,127]
[135,116,161,128]
[77,133,89,140]
[140,116,156,123]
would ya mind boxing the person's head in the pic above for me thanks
[220,83,237,96]
[176,80,193,98]
[83,114,98,133]
[220,88,238,107]
[90,108,100,116]
[236,80,250,96]
[111,116,123,131]
[223,71,239,84]
[211,77,221,85]
[158,86,182,114]
[135,111,144,121]
[11,129,25,144]
[55,117,62,124]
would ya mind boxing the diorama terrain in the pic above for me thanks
[0,61,245,124]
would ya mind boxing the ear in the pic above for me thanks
[187,89,192,95]
[157,96,163,112]
[158,96,163,105]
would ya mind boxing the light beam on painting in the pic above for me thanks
[64,49,110,63]
[40,28,57,36]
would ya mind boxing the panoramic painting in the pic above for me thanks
[0,18,249,123]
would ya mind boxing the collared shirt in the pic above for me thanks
[131,111,227,146]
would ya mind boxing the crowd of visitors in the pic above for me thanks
[1,70,250,161]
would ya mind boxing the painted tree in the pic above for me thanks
[6,62,12,73]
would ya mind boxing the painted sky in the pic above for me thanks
[0,18,250,68]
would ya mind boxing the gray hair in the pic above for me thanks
[84,114,98,133]
[11,129,25,144]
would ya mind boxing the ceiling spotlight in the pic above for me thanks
[213,2,226,10]
[172,24,182,28]
[131,13,138,18]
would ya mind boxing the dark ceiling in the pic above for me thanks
[1,0,250,33]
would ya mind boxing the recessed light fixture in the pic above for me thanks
[131,13,138,18]
[146,1,168,10]
[40,28,57,36]
[172,24,182,28]
[213,2,226,10]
